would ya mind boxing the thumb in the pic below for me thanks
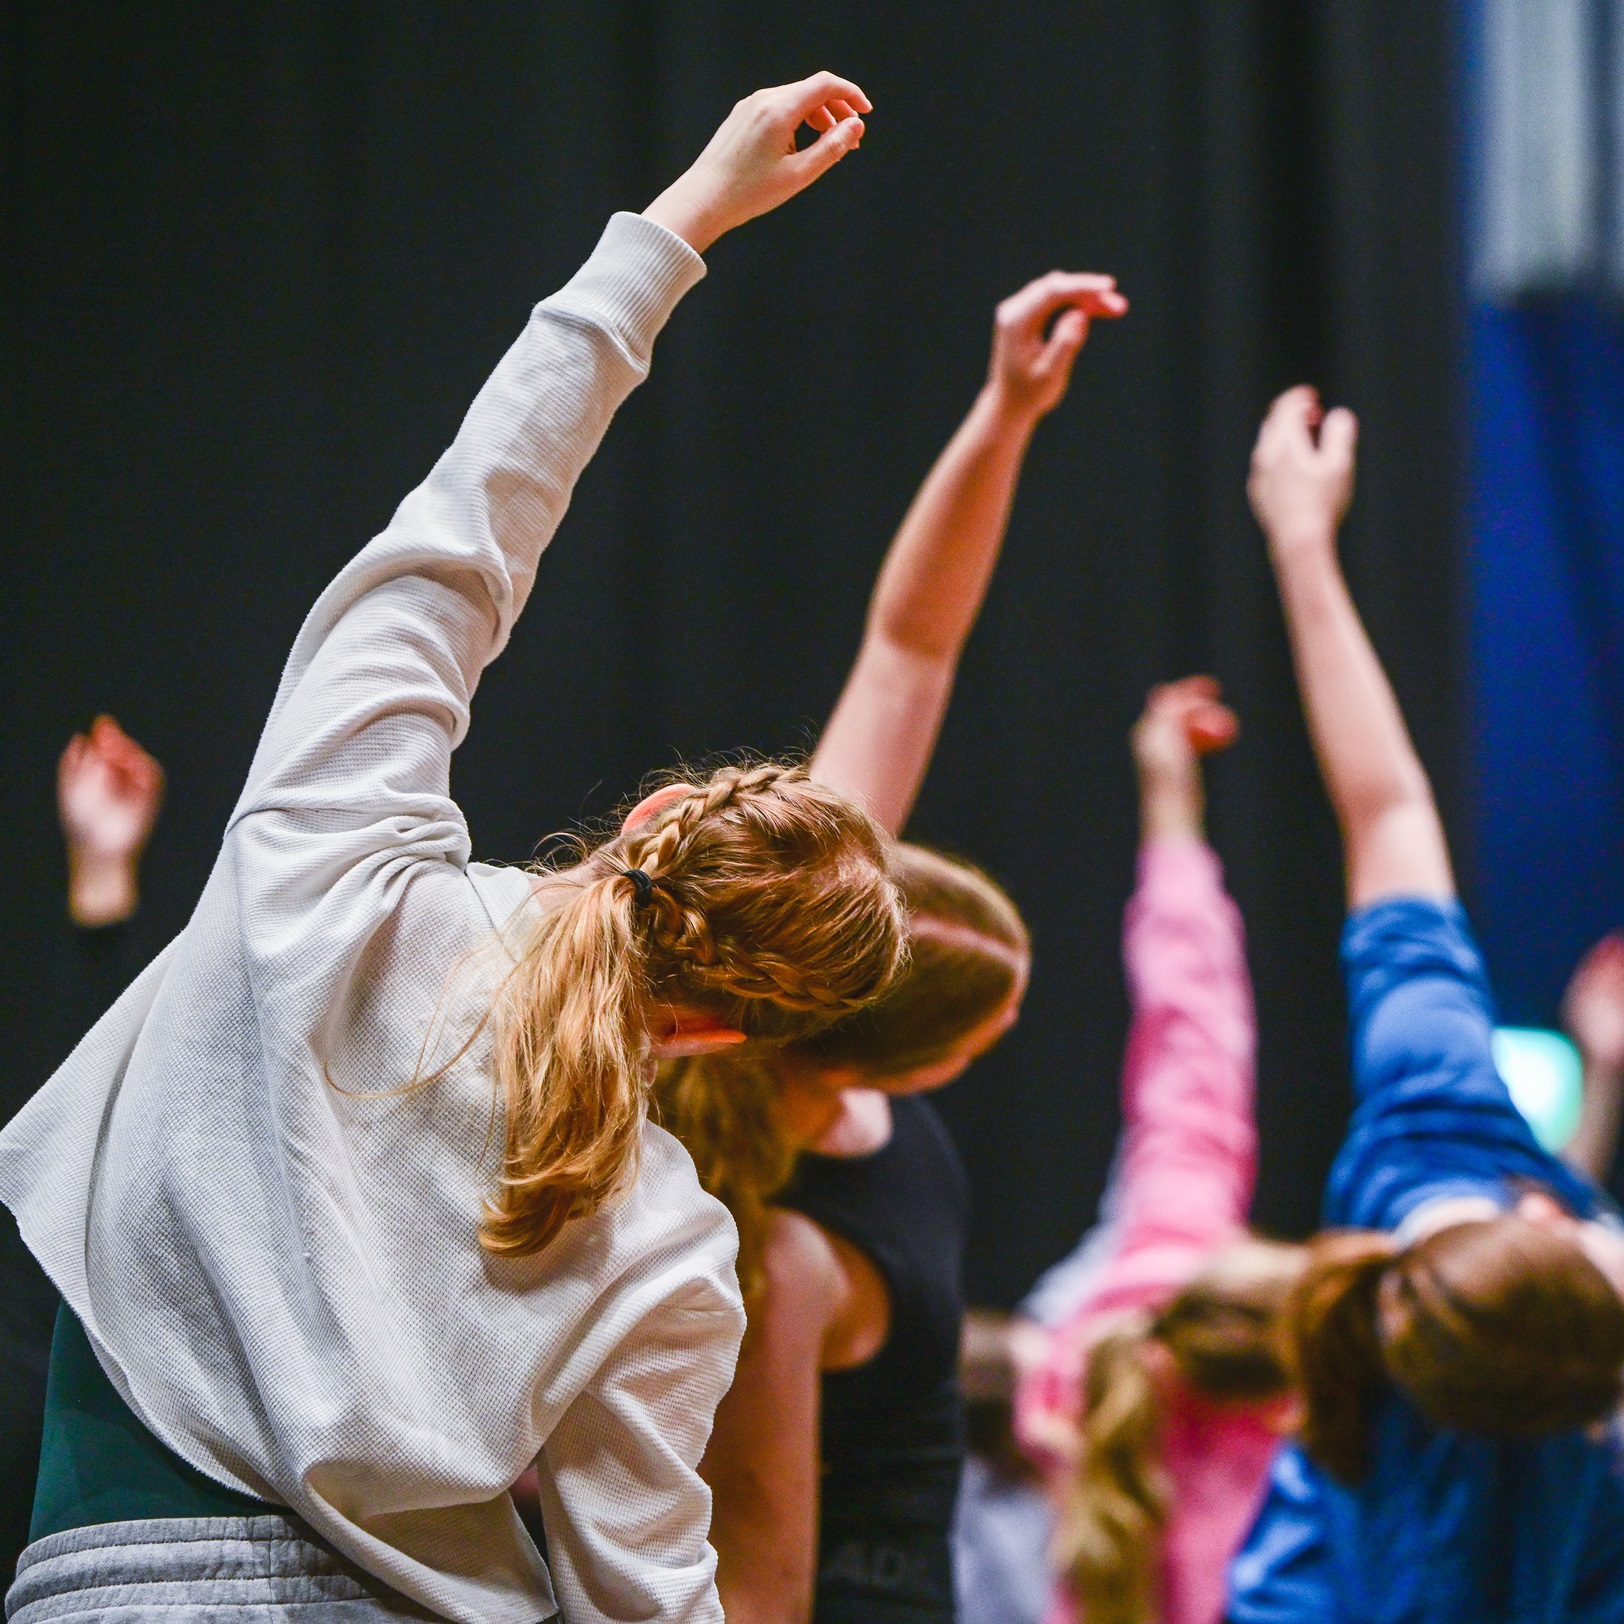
[785,114,864,187]
[1319,405,1358,463]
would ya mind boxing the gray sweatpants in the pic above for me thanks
[6,1516,443,1623]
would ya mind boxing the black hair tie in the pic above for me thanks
[622,867,655,907]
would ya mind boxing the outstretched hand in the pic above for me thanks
[1564,934,1624,1074]
[1132,676,1238,842]
[59,715,165,926]
[1248,385,1358,555]
[986,272,1128,420]
[643,73,871,254]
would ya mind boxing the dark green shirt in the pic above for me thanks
[32,1304,276,1540]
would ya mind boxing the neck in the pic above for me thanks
[775,1051,850,1148]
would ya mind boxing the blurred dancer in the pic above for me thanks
[1562,933,1624,1191]
[58,716,165,928]
[659,268,1127,1624]
[1,76,910,1624]
[1228,388,1624,1622]
[953,1311,1053,1624]
[1016,680,1300,1624]
[1,720,168,1581]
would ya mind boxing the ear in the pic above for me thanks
[647,1005,748,1060]
[624,783,691,834]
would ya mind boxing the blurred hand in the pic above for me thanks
[1132,676,1238,842]
[59,715,164,927]
[985,272,1128,420]
[1564,933,1624,1074]
[642,72,871,254]
[1248,386,1358,556]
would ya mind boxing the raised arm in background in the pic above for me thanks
[1563,933,1624,1185]
[811,271,1126,835]
[1016,678,1253,1467]
[1247,386,1453,909]
[58,717,164,928]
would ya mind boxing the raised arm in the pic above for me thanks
[1248,386,1454,909]
[1016,681,1251,1455]
[58,716,164,927]
[1562,933,1624,1183]
[1105,681,1255,1265]
[811,272,1126,834]
[229,74,871,853]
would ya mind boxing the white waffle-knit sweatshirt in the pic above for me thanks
[0,212,746,1624]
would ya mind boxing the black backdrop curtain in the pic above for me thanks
[0,1,1463,1566]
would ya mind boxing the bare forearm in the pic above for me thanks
[1271,538,1453,906]
[811,389,1036,831]
[1566,1059,1624,1183]
[67,850,139,928]
[1139,768,1205,844]
[866,386,1036,659]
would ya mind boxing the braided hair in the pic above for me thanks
[482,762,907,1257]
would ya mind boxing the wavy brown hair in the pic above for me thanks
[1054,1240,1303,1624]
[1291,1219,1624,1483]
[655,843,1028,1299]
[481,762,908,1257]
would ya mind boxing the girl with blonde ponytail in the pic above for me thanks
[656,266,1126,1624]
[1228,389,1624,1622]
[1,77,904,1624]
[1017,678,1303,1624]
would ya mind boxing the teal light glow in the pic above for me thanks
[1491,1026,1583,1153]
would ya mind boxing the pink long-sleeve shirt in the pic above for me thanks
[1016,837,1277,1624]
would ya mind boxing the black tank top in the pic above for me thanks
[776,1094,968,1624]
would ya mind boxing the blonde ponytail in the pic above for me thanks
[655,1050,794,1301]
[484,867,654,1255]
[482,762,906,1257]
[1055,1241,1302,1623]
[1054,1319,1166,1624]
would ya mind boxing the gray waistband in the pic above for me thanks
[6,1515,444,1624]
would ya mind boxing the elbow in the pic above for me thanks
[1338,771,1437,835]
[861,626,960,684]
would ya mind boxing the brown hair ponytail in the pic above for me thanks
[654,843,1029,1299]
[1288,1231,1397,1483]
[1291,1218,1624,1485]
[482,763,907,1257]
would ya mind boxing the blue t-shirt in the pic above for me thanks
[1228,897,1624,1624]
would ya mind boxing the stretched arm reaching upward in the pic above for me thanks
[1015,681,1252,1459]
[1248,386,1453,910]
[1563,933,1624,1183]
[811,271,1127,834]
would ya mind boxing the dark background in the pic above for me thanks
[1,1,1463,1568]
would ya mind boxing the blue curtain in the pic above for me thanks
[1469,297,1624,1021]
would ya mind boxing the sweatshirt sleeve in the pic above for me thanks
[228,212,705,862]
[1015,838,1258,1462]
[1104,836,1259,1267]
[535,1276,745,1624]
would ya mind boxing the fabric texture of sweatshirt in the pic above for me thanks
[1016,837,1279,1624]
[0,212,747,1624]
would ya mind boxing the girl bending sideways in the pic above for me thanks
[1228,389,1624,1623]
[1017,678,1300,1624]
[0,76,907,1624]
[659,266,1125,1624]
